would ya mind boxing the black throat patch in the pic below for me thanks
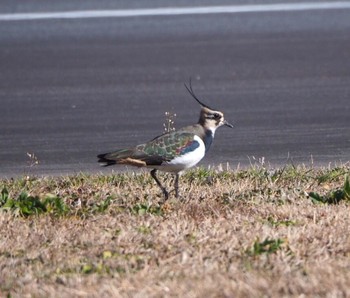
[203,130,214,152]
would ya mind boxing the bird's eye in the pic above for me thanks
[213,113,221,119]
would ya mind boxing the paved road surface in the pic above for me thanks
[1,1,350,177]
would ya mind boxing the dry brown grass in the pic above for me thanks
[1,165,350,298]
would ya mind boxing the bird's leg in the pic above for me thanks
[174,173,180,198]
[150,169,169,201]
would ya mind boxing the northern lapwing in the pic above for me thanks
[98,81,233,201]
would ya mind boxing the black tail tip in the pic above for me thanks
[97,153,116,167]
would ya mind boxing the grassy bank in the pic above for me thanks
[1,165,350,297]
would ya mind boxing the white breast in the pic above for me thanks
[153,135,206,173]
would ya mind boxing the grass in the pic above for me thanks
[1,164,350,297]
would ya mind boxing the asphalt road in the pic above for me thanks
[1,1,350,177]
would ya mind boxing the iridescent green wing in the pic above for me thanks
[134,131,199,165]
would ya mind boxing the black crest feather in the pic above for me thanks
[184,78,213,110]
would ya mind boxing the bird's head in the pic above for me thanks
[184,80,234,134]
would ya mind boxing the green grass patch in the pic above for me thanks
[309,174,350,204]
[246,238,285,257]
[0,188,69,217]
[130,203,163,216]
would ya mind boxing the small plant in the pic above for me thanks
[317,167,348,184]
[137,225,152,234]
[1,187,9,206]
[43,194,69,216]
[267,217,297,227]
[246,238,285,257]
[163,111,176,133]
[309,175,350,204]
[92,196,113,213]
[81,263,94,274]
[0,190,47,216]
[130,203,163,216]
[26,152,39,167]
[185,167,217,185]
[0,188,69,217]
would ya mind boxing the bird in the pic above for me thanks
[98,80,233,201]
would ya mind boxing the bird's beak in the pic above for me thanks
[224,120,234,128]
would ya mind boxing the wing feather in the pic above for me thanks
[98,131,200,167]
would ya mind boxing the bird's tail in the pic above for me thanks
[97,149,134,167]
